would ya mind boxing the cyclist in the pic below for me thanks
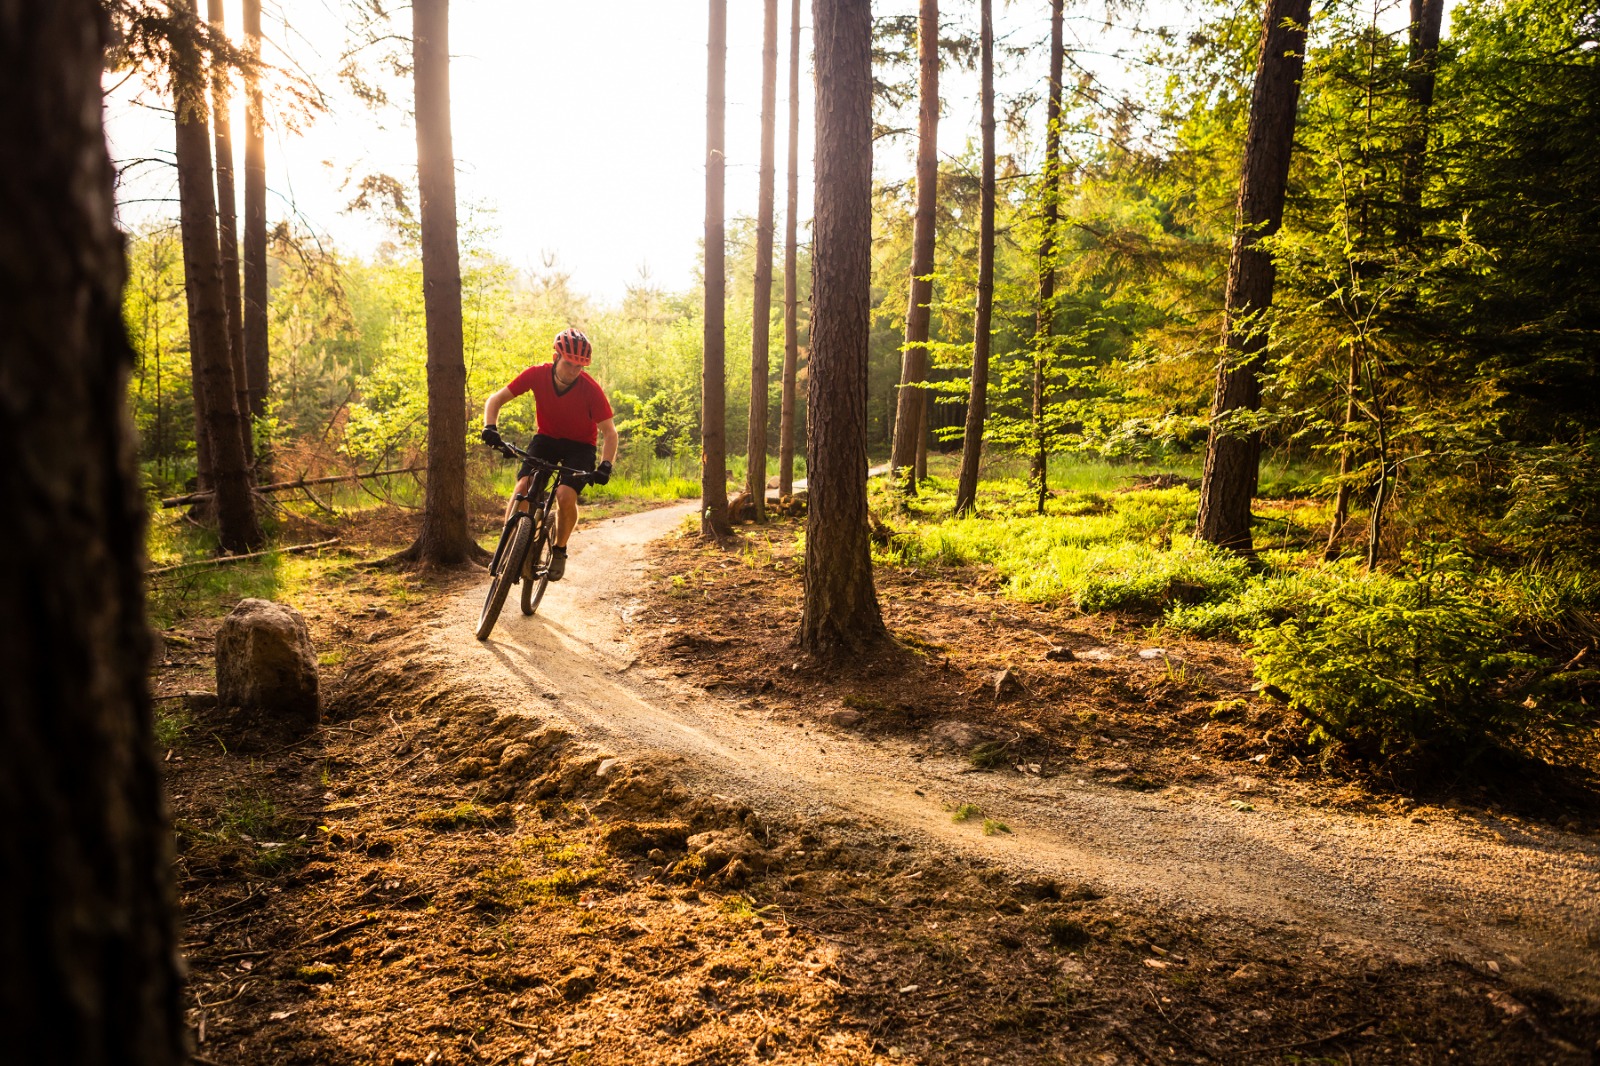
[480,328,618,581]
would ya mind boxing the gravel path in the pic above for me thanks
[438,500,1600,998]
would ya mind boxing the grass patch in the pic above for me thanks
[982,819,1012,836]
[153,704,194,748]
[415,801,512,831]
[951,802,982,823]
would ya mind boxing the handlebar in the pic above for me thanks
[487,440,594,483]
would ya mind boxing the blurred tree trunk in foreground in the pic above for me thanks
[0,3,185,1061]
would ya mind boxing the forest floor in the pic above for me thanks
[153,496,1600,1065]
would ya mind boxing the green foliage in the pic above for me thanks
[1250,551,1595,761]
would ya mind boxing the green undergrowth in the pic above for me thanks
[874,464,1600,767]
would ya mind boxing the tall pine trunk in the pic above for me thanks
[888,0,939,494]
[242,0,270,465]
[208,0,250,463]
[1031,0,1063,513]
[745,0,779,521]
[404,0,477,566]
[801,0,886,655]
[173,0,262,552]
[702,0,733,536]
[1195,0,1312,552]
[0,3,185,1060]
[778,0,802,497]
[1397,0,1444,244]
[953,0,995,517]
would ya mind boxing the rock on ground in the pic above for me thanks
[216,598,320,730]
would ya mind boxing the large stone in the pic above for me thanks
[216,598,320,730]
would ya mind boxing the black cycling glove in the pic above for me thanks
[480,425,502,447]
[590,460,613,486]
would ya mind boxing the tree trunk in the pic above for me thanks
[702,0,733,536]
[173,0,262,553]
[801,0,886,655]
[1397,0,1445,244]
[208,0,250,464]
[888,0,939,495]
[778,0,802,497]
[953,0,996,517]
[242,0,270,465]
[746,0,779,521]
[0,4,185,1061]
[1194,0,1312,552]
[914,391,928,480]
[1325,338,1361,556]
[1031,0,1063,513]
[404,0,478,566]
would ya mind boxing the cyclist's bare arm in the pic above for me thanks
[598,417,619,465]
[483,386,515,428]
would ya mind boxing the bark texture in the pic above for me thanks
[702,0,732,536]
[801,0,885,654]
[173,0,262,552]
[745,0,779,521]
[888,0,939,494]
[953,0,996,516]
[406,0,477,565]
[1195,0,1312,552]
[0,3,185,1060]
[1030,0,1064,508]
[208,0,250,462]
[242,0,270,438]
[778,0,802,497]
[1397,0,1445,244]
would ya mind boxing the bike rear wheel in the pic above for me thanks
[476,514,533,640]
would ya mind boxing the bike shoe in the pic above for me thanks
[546,548,567,582]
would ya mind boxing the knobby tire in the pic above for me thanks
[520,512,551,616]
[476,514,533,640]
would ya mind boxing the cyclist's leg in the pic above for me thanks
[554,484,579,547]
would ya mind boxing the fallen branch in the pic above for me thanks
[147,538,340,576]
[160,466,424,508]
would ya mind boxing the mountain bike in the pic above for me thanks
[475,443,590,641]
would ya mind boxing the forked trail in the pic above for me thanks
[437,501,1600,999]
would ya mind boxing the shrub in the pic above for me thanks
[1248,555,1555,761]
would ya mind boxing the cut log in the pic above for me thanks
[159,466,424,508]
[148,538,340,576]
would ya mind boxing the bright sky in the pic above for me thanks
[103,1,1190,304]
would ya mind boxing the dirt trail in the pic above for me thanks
[434,501,1599,998]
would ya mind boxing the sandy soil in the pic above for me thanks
[450,502,1600,999]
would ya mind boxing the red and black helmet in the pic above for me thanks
[553,328,592,366]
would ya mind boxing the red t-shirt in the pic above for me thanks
[505,362,614,445]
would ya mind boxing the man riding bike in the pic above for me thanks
[480,328,619,582]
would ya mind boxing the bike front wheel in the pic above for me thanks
[476,514,533,640]
[521,513,556,616]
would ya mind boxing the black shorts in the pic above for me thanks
[517,434,597,494]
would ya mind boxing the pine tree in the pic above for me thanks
[953,0,996,516]
[1195,0,1314,552]
[745,0,780,521]
[801,0,886,654]
[702,0,733,536]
